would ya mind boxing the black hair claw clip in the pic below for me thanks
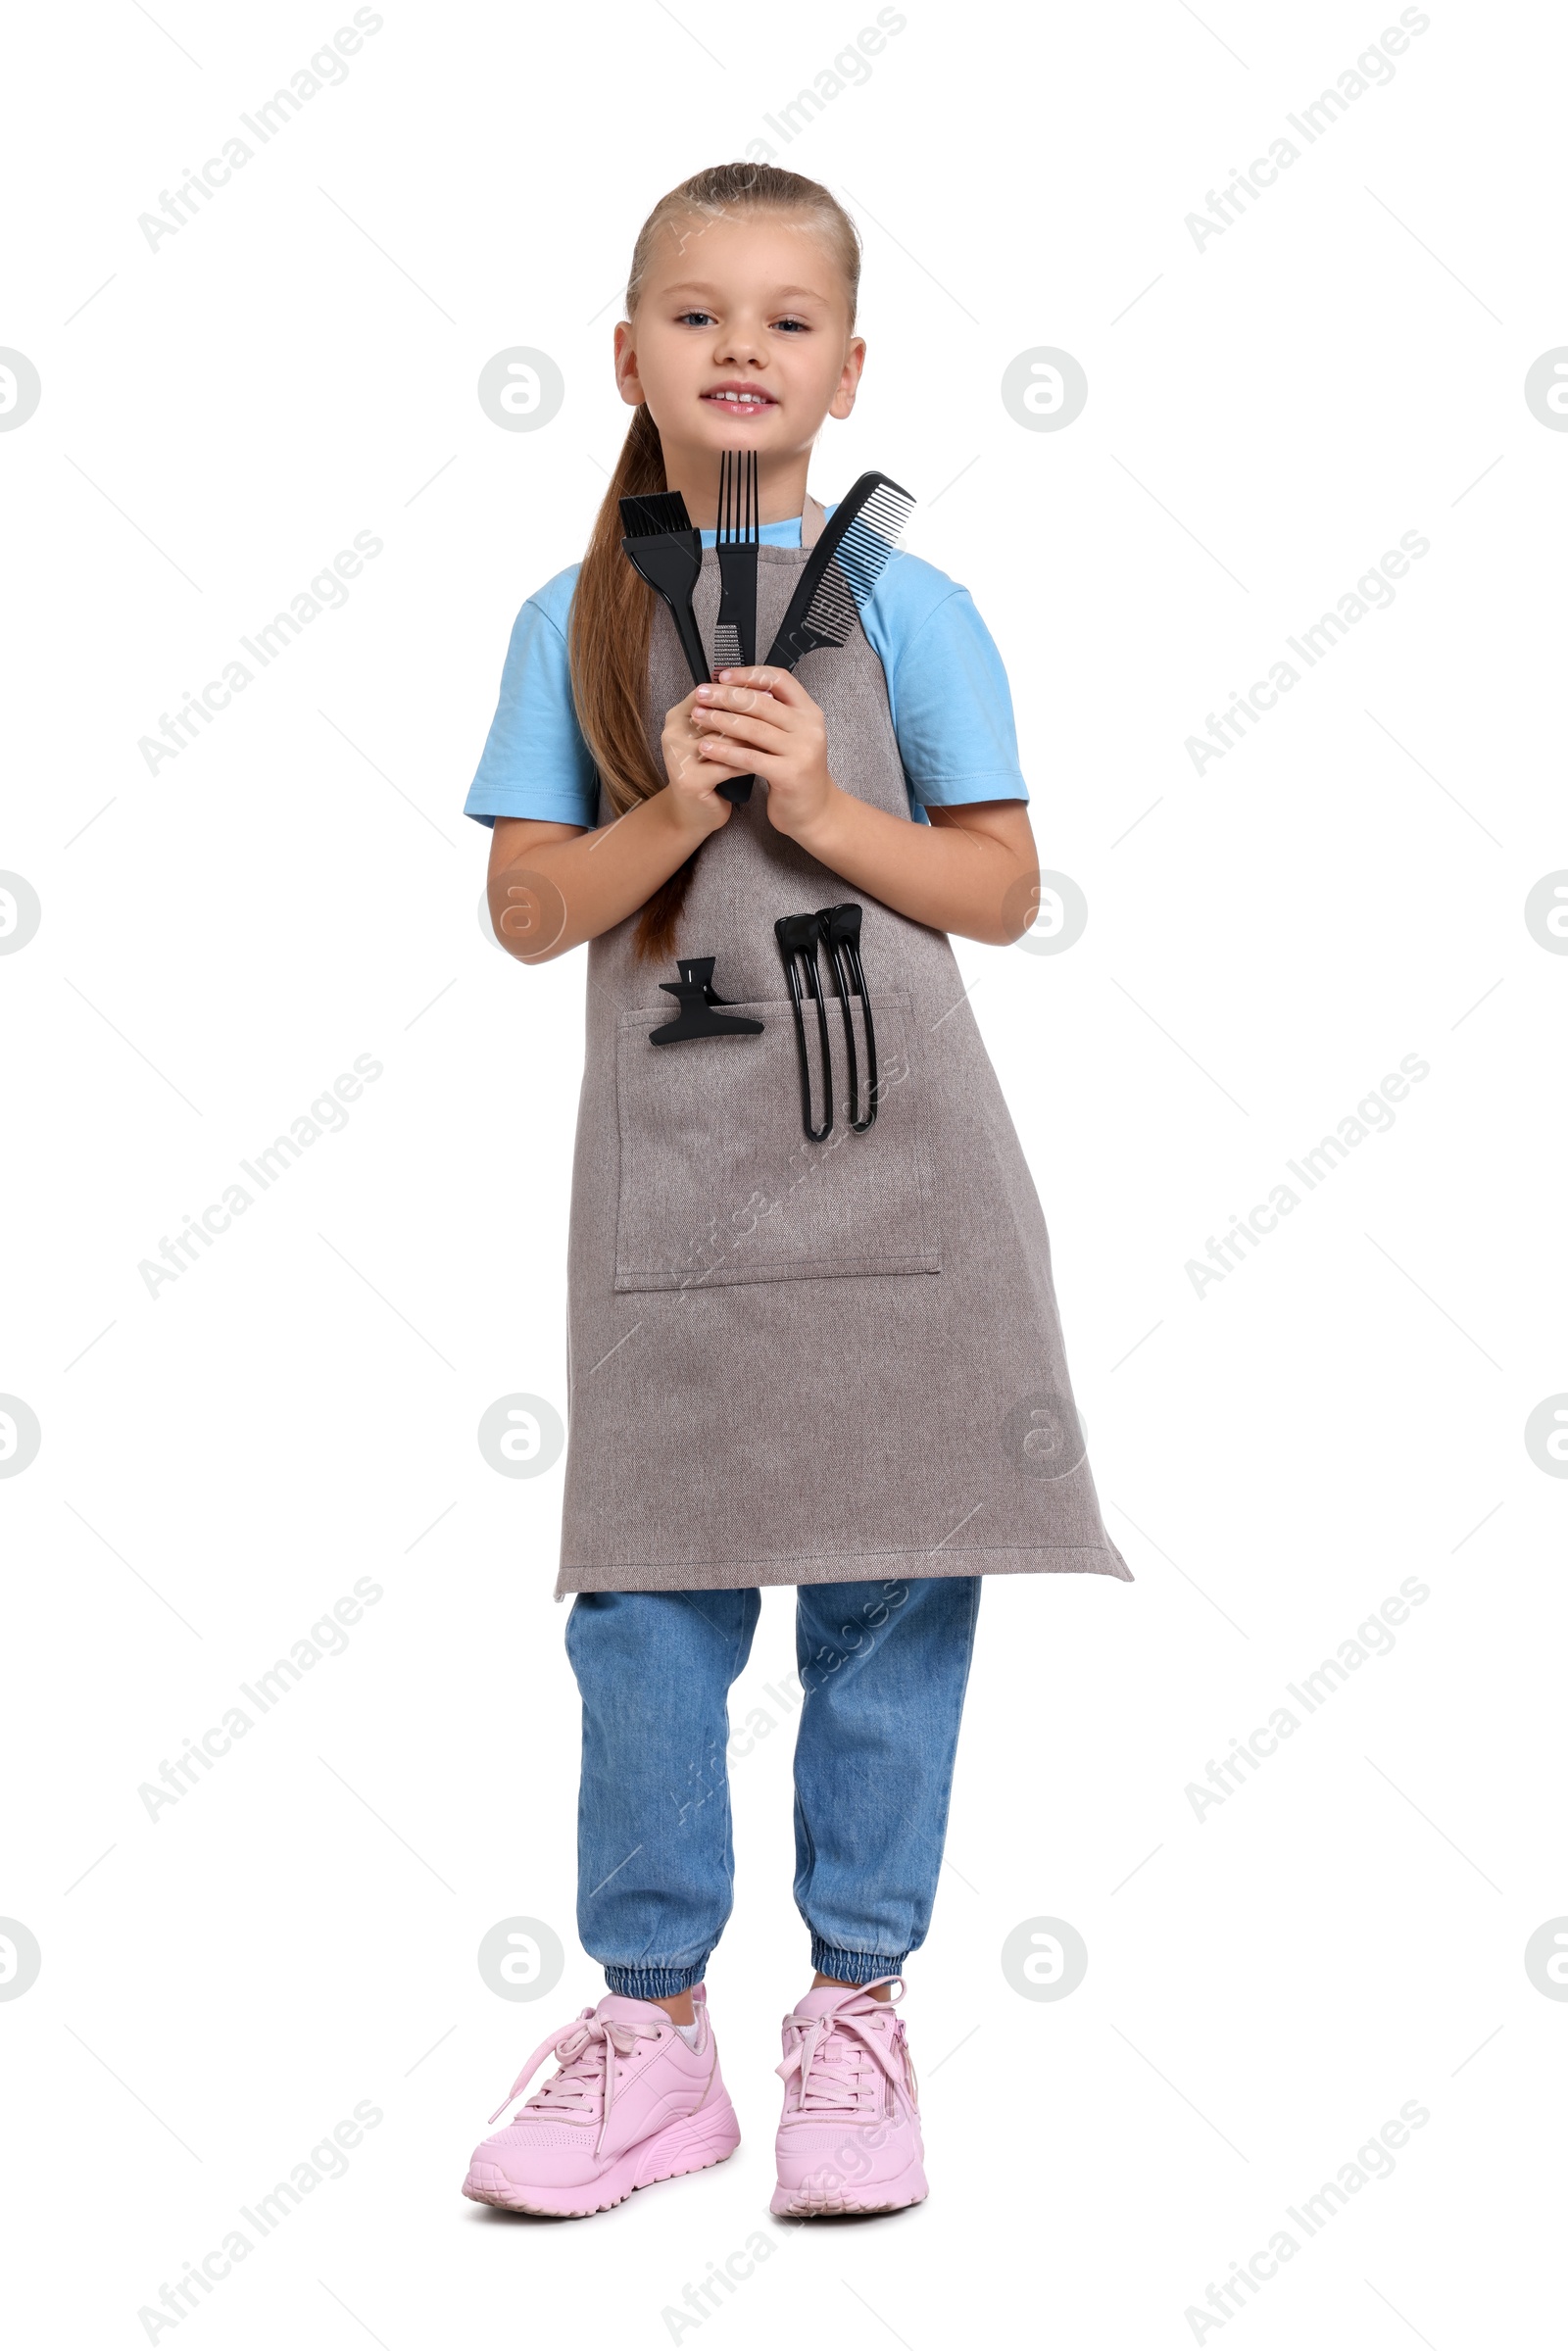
[815,903,878,1131]
[774,913,833,1141]
[649,957,763,1045]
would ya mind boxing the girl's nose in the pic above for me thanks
[712,321,764,367]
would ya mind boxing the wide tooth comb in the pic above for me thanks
[711,448,759,679]
[711,448,762,805]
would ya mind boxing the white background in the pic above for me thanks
[4,0,1564,2343]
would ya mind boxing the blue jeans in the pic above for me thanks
[564,1578,983,1997]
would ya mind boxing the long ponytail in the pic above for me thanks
[565,403,684,958]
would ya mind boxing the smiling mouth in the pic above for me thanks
[702,389,776,413]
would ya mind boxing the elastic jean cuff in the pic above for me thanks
[809,1940,908,1986]
[602,1960,711,1998]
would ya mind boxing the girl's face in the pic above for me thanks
[615,213,864,496]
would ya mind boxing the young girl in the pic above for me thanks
[460,163,1130,2222]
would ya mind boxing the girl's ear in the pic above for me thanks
[828,339,866,421]
[612,320,644,410]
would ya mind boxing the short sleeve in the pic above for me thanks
[883,586,1029,810]
[463,567,601,830]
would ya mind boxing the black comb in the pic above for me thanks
[766,472,913,667]
[716,472,915,807]
[619,490,709,691]
[711,449,759,678]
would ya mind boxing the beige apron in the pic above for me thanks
[555,499,1131,1594]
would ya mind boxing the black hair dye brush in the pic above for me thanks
[619,491,710,692]
[715,470,915,807]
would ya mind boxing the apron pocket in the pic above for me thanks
[612,990,941,1293]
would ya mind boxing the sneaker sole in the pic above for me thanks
[770,2150,929,2218]
[463,2097,742,2220]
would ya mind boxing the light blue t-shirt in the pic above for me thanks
[464,507,1028,831]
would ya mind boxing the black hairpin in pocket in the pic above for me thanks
[648,957,764,1045]
[815,903,878,1132]
[773,914,833,1140]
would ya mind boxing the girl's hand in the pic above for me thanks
[659,690,737,844]
[689,668,839,842]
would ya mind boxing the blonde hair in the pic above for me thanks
[567,164,861,960]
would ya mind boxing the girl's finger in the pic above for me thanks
[692,707,788,754]
[696,727,780,766]
[695,733,769,769]
[710,665,811,708]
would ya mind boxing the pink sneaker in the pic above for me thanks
[771,1977,928,2216]
[463,1984,740,2218]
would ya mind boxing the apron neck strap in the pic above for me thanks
[801,491,827,548]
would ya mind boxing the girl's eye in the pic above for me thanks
[773,318,808,333]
